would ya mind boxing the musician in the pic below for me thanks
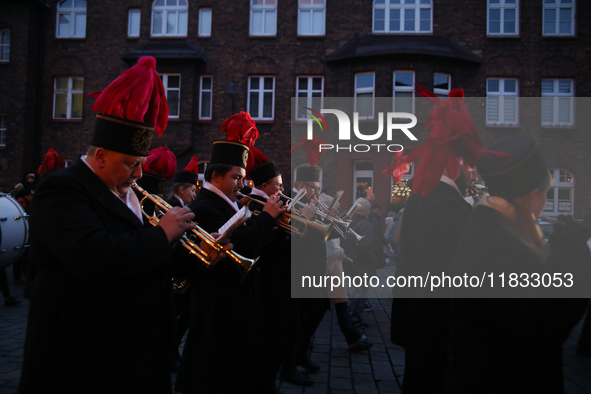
[19,56,196,394]
[389,88,480,393]
[449,135,591,393]
[167,157,199,208]
[167,157,199,369]
[244,161,303,393]
[176,140,286,394]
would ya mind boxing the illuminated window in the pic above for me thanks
[53,77,84,119]
[544,168,574,216]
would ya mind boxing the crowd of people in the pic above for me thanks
[3,57,591,394]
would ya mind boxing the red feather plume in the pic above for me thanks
[403,85,510,197]
[382,151,411,184]
[290,134,325,167]
[38,148,65,175]
[89,56,169,136]
[184,157,199,174]
[221,112,259,148]
[142,146,177,180]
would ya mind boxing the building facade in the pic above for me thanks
[1,0,589,218]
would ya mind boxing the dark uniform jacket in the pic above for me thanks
[449,205,590,393]
[390,181,472,393]
[175,187,278,394]
[19,158,174,394]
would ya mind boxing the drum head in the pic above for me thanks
[0,194,29,268]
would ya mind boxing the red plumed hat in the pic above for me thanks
[221,112,265,179]
[88,56,169,157]
[142,146,177,181]
[221,112,259,148]
[383,85,509,197]
[291,134,325,167]
[38,148,65,176]
[174,156,199,185]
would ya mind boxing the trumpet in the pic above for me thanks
[281,192,364,242]
[236,191,333,242]
[132,183,256,275]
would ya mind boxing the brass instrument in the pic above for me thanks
[132,183,256,275]
[236,192,334,242]
[281,192,365,242]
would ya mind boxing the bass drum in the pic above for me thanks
[0,194,29,269]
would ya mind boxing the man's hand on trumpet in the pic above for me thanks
[158,206,197,242]
[262,194,288,219]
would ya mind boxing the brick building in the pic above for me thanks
[1,0,589,218]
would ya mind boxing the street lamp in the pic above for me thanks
[227,78,237,114]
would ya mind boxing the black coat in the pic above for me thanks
[246,194,301,346]
[390,181,472,393]
[20,159,174,394]
[342,214,377,278]
[449,205,590,394]
[175,188,278,394]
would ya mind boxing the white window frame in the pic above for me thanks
[128,9,141,37]
[160,74,181,119]
[433,73,451,97]
[151,0,188,37]
[56,0,87,38]
[393,71,415,114]
[199,75,213,120]
[295,76,324,121]
[544,168,574,216]
[0,114,6,147]
[198,8,212,37]
[355,72,375,120]
[53,77,84,120]
[543,0,575,36]
[541,79,574,127]
[0,30,10,62]
[486,78,519,126]
[250,0,277,37]
[298,0,326,36]
[373,0,433,34]
[248,76,275,121]
[487,0,519,36]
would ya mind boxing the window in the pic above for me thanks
[53,77,84,120]
[0,30,9,62]
[486,78,518,126]
[56,0,87,38]
[199,76,213,120]
[160,74,181,118]
[373,0,432,34]
[393,71,415,113]
[128,9,141,37]
[543,0,575,36]
[433,73,451,97]
[295,76,324,120]
[250,0,277,36]
[298,0,325,36]
[151,0,188,37]
[545,169,574,216]
[248,76,275,120]
[355,73,375,119]
[198,8,212,37]
[0,114,5,147]
[541,79,574,127]
[488,0,519,35]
